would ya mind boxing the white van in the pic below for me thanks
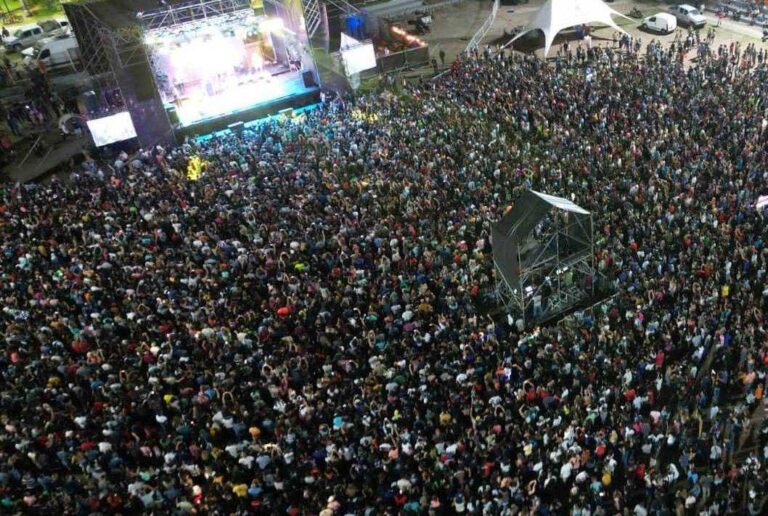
[3,24,45,52]
[642,13,678,34]
[21,34,80,71]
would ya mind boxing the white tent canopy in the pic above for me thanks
[506,0,630,57]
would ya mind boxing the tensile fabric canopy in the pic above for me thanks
[507,0,631,56]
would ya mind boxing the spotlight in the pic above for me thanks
[261,17,284,34]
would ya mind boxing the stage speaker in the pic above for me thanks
[118,63,158,102]
[166,106,179,126]
[302,71,317,88]
[81,91,99,114]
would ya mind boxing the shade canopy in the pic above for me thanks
[507,0,630,56]
[492,189,591,287]
[529,190,590,215]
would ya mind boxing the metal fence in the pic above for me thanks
[377,45,430,72]
[465,0,500,53]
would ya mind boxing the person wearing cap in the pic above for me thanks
[453,493,466,513]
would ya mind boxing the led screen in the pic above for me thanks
[86,112,138,147]
[342,43,376,75]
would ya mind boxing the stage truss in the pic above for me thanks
[262,0,360,41]
[67,7,147,75]
[68,0,362,86]
[66,0,336,143]
[494,247,595,323]
[137,0,253,31]
[492,191,597,327]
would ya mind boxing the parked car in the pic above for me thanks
[642,13,678,34]
[21,34,80,71]
[670,4,706,28]
[39,18,71,37]
[2,24,48,52]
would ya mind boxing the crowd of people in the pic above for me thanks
[0,56,65,167]
[1,34,768,516]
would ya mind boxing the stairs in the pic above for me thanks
[303,0,323,39]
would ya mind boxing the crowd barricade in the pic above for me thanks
[465,0,500,53]
[377,45,430,72]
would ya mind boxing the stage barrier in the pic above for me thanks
[377,45,430,73]
[465,0,500,53]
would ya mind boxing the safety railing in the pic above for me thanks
[377,45,430,72]
[465,0,500,53]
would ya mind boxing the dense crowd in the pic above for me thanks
[1,36,768,515]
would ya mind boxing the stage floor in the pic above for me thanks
[170,71,314,127]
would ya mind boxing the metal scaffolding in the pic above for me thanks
[492,190,597,327]
[63,1,176,147]
[64,4,113,78]
[137,0,253,31]
[302,0,323,39]
[263,0,359,42]
[64,3,147,82]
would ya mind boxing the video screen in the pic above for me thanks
[342,42,377,75]
[145,15,315,127]
[87,112,138,147]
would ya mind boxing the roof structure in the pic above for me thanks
[530,190,591,215]
[492,189,595,324]
[507,0,631,56]
[492,189,591,288]
[72,0,180,30]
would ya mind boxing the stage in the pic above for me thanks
[64,0,322,145]
[167,69,316,127]
[141,7,321,140]
[174,86,320,139]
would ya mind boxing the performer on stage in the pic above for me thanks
[251,52,264,73]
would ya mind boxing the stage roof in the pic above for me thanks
[492,190,590,287]
[69,0,218,30]
[530,190,590,215]
[66,0,172,29]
